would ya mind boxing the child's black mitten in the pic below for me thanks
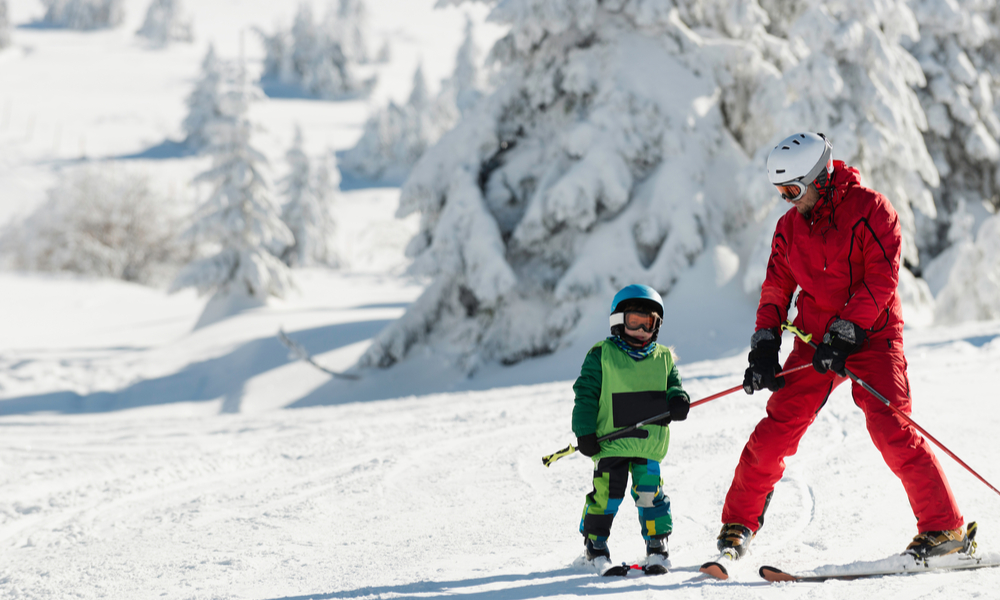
[668,394,690,421]
[576,433,601,457]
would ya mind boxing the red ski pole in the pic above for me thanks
[782,322,1000,498]
[541,362,812,467]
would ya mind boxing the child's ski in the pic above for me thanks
[759,555,1000,583]
[586,557,669,576]
[589,556,629,576]
[642,554,668,575]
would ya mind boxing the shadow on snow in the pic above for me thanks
[0,319,393,416]
[261,566,739,600]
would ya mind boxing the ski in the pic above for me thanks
[760,555,1000,583]
[585,557,668,577]
[699,550,738,580]
[589,556,629,576]
[277,328,360,380]
[643,554,668,575]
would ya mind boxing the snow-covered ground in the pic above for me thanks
[3,265,1000,599]
[3,1,1000,599]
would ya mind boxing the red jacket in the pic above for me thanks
[755,161,904,344]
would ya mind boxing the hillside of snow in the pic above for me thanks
[3,1,1000,599]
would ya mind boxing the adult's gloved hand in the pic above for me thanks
[743,327,785,394]
[813,318,866,377]
[576,433,601,457]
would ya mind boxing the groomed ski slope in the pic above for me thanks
[2,264,999,600]
[3,0,1000,598]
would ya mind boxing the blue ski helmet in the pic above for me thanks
[610,284,664,316]
[609,284,664,344]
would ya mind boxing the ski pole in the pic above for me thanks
[781,322,1000,498]
[541,362,811,467]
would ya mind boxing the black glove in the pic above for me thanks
[668,394,690,422]
[813,319,866,376]
[652,393,690,426]
[743,327,785,394]
[576,433,601,457]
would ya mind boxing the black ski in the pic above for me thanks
[588,557,668,576]
[589,557,629,576]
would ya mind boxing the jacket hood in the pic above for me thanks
[809,160,860,224]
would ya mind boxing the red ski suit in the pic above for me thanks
[721,161,963,533]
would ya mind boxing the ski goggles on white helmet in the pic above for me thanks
[767,133,834,202]
[609,311,662,332]
[775,181,808,202]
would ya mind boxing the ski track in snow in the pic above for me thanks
[2,0,1000,596]
[3,310,1000,600]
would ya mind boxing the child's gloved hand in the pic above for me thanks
[668,394,690,421]
[576,433,601,457]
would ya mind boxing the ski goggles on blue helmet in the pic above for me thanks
[609,311,662,332]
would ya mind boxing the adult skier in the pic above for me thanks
[572,284,691,575]
[718,133,969,560]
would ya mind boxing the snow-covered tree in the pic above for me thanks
[0,0,11,51]
[338,65,447,184]
[0,166,191,285]
[40,0,124,30]
[182,44,226,150]
[136,0,193,46]
[171,72,293,302]
[445,15,483,117]
[326,0,371,65]
[339,22,486,185]
[279,125,339,267]
[361,0,975,372]
[359,1,768,370]
[731,0,942,293]
[934,213,1000,323]
[906,0,1000,265]
[257,1,375,100]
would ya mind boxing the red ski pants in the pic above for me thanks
[721,338,963,533]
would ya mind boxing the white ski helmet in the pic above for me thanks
[766,133,833,201]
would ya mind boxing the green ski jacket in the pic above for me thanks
[572,340,688,462]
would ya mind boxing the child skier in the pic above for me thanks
[572,284,691,575]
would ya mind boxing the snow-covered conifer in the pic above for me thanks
[326,0,370,64]
[182,44,225,150]
[338,64,445,185]
[447,16,482,116]
[258,1,375,100]
[339,16,488,186]
[906,0,1000,264]
[171,71,293,301]
[733,0,940,293]
[136,0,193,46]
[40,0,124,30]
[359,1,759,370]
[934,213,1000,323]
[0,0,11,50]
[279,125,339,267]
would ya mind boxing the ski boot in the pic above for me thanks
[717,523,754,560]
[904,521,977,560]
[584,537,611,561]
[584,538,627,576]
[644,535,669,575]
